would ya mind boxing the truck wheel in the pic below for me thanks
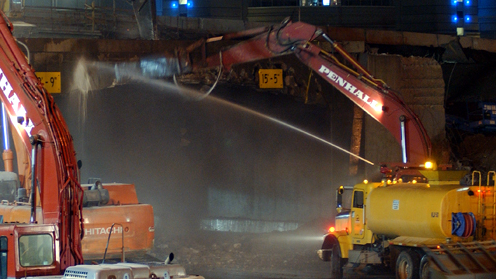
[396,250,420,279]
[330,244,343,279]
[419,254,430,279]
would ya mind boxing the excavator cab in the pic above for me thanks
[0,223,61,279]
[0,172,20,203]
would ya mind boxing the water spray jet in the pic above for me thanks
[73,58,374,166]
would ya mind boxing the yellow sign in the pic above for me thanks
[35,72,61,93]
[258,69,283,89]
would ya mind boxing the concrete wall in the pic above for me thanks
[7,0,495,39]
[364,54,447,177]
[247,6,397,28]
[19,38,349,236]
[157,0,486,37]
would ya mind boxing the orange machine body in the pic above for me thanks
[0,183,154,260]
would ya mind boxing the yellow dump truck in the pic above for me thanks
[318,169,496,279]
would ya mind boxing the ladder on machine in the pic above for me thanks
[472,170,496,241]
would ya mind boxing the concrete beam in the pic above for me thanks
[326,26,496,54]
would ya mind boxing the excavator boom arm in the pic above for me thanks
[188,20,432,164]
[110,19,432,164]
[0,12,83,268]
[294,42,431,164]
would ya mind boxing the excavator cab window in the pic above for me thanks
[0,237,7,279]
[18,234,53,267]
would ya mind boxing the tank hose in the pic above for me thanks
[452,212,476,238]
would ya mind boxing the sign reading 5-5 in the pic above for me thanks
[35,72,61,94]
[258,69,283,89]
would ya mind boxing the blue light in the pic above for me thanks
[465,15,471,22]
[187,1,193,8]
[465,0,470,5]
[171,1,178,8]
[452,0,457,5]
[452,15,458,22]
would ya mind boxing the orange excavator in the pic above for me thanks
[0,11,202,279]
[0,10,154,261]
[109,18,496,278]
[112,18,432,167]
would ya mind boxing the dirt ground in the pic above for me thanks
[148,228,394,279]
[151,229,329,279]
